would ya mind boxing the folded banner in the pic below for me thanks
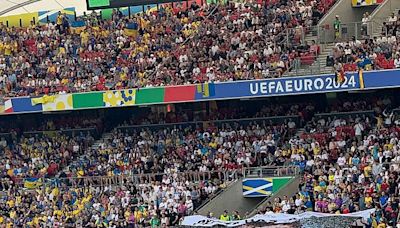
[181,209,375,227]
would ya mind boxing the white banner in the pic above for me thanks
[181,209,375,227]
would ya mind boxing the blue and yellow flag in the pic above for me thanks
[124,22,138,37]
[70,21,86,34]
[195,83,215,99]
[24,177,42,189]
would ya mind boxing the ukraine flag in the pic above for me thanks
[70,21,86,34]
[124,22,138,37]
[24,177,42,189]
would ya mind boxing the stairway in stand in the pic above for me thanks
[284,33,334,77]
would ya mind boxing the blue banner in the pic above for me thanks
[363,69,400,88]
[3,69,400,115]
[196,73,361,100]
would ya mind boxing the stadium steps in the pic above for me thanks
[91,132,114,150]
[284,33,334,77]
[370,8,400,38]
[195,178,264,217]
[295,128,306,137]
[317,0,379,44]
[195,168,300,218]
[311,42,336,75]
[369,0,400,36]
[62,132,114,172]
[248,176,301,217]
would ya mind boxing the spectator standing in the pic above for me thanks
[387,13,398,33]
[334,15,341,40]
[394,54,400,68]
[354,120,364,142]
[333,60,344,82]
[361,12,370,38]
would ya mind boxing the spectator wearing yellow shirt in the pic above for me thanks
[56,12,63,26]
[4,43,11,56]
[0,41,4,54]
[80,30,90,46]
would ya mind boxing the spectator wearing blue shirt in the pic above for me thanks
[379,192,389,208]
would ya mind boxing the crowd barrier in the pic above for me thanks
[117,115,300,132]
[242,166,300,179]
[2,169,242,191]
[23,127,100,138]
[1,165,303,191]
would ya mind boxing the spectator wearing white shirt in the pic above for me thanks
[395,55,400,68]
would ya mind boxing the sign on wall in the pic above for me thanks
[2,69,400,115]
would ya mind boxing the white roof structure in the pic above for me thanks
[0,0,89,17]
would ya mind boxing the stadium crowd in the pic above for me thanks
[0,93,397,226]
[256,111,400,227]
[0,0,336,98]
[0,132,94,189]
[331,10,400,72]
[0,100,310,226]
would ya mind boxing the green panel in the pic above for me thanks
[135,88,165,105]
[88,0,110,8]
[72,92,104,109]
[272,177,293,193]
[101,9,113,20]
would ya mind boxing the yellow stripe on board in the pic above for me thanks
[242,186,270,195]
[359,69,365,89]
[203,83,209,97]
[196,84,202,93]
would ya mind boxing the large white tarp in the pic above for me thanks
[182,209,375,227]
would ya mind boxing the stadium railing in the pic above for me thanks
[4,169,242,191]
[116,115,300,132]
[242,166,300,179]
[22,127,100,138]
[302,20,392,46]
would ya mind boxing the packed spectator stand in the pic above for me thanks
[254,102,400,227]
[0,91,398,226]
[329,10,400,73]
[0,0,337,98]
[1,0,400,226]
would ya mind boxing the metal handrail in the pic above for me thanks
[242,166,300,179]
[117,115,300,130]
[23,127,97,135]
[193,169,239,213]
[3,169,242,190]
